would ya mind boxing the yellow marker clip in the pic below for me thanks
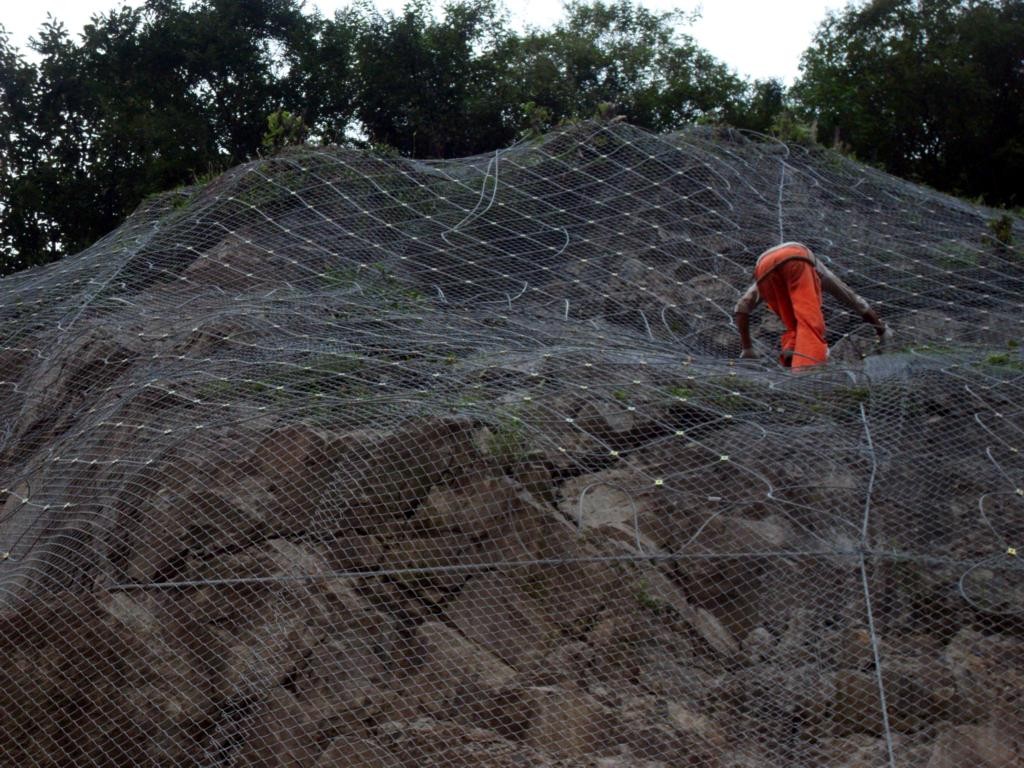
[1008,547,1018,557]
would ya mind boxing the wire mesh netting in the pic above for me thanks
[1,121,1022,767]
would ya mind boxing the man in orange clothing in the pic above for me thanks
[734,242,888,368]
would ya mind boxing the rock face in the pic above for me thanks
[1,121,1023,766]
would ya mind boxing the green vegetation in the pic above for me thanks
[904,346,1024,374]
[983,214,1015,254]
[665,385,693,400]
[1,0,1021,274]
[0,0,773,274]
[936,243,981,269]
[805,384,872,418]
[793,0,1023,208]
[322,264,425,309]
[262,109,307,154]
[981,352,1024,372]
[195,354,373,404]
[634,581,669,615]
[485,415,531,464]
[842,386,871,403]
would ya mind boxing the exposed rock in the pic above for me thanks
[833,671,886,737]
[926,721,1023,768]
[305,418,480,533]
[830,625,874,671]
[182,234,279,291]
[325,531,385,571]
[289,612,405,716]
[693,607,741,658]
[446,571,558,669]
[419,474,523,537]
[520,686,614,758]
[523,640,595,686]
[667,701,727,751]
[809,734,899,768]
[218,611,323,694]
[315,738,398,768]
[2,122,1024,768]
[511,559,629,635]
[375,716,543,768]
[574,399,640,439]
[226,687,325,768]
[0,593,227,767]
[415,620,517,689]
[510,460,555,505]
[743,626,776,663]
[946,628,1024,731]
[558,469,645,529]
[831,663,958,737]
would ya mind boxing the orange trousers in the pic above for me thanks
[755,249,827,368]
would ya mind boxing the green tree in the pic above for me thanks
[4,5,226,267]
[1,0,351,272]
[296,7,360,145]
[0,25,44,273]
[348,0,747,155]
[794,0,1024,206]
[0,0,824,274]
[726,78,791,135]
[157,0,315,161]
[510,0,746,131]
[9,18,91,265]
[262,108,307,152]
[351,0,516,157]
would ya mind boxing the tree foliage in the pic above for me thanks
[2,0,762,273]
[350,0,516,157]
[507,0,748,131]
[1,0,327,273]
[1,0,1019,274]
[0,25,43,270]
[793,0,1024,207]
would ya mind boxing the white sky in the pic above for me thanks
[1,0,850,84]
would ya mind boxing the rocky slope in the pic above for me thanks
[1,121,1022,767]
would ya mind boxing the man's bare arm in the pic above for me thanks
[735,311,758,357]
[818,263,886,335]
[734,282,760,357]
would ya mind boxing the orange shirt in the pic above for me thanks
[734,242,871,317]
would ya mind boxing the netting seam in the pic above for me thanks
[858,402,897,768]
[100,547,995,592]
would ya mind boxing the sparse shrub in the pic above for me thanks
[262,109,308,153]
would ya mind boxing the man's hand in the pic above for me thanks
[861,308,892,344]
[739,347,759,360]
